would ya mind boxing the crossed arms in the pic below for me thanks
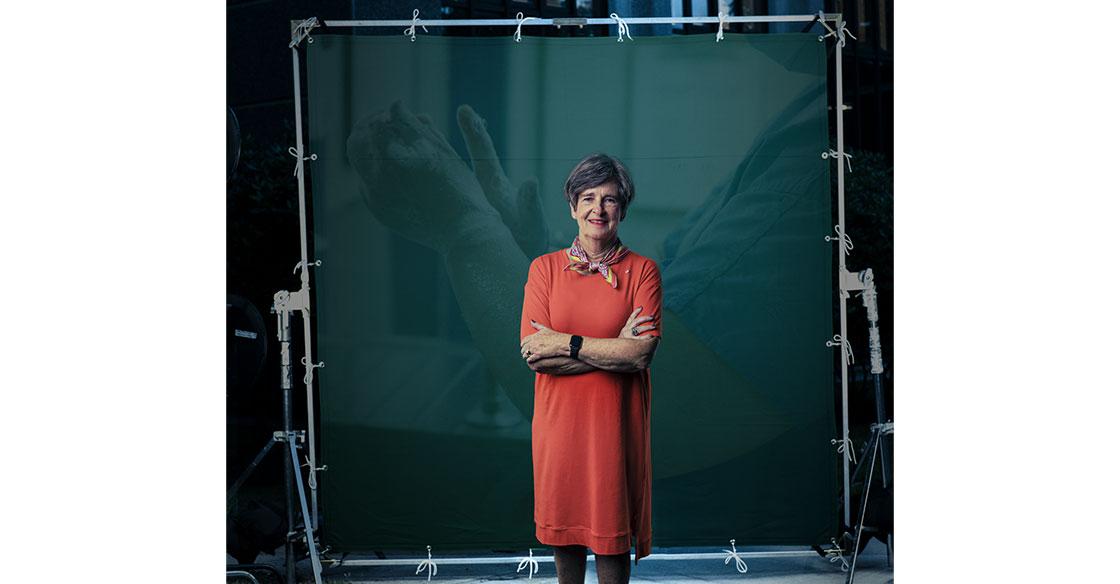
[519,308,660,375]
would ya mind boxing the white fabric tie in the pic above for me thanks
[404,9,428,42]
[823,149,853,172]
[827,334,855,365]
[289,17,319,48]
[292,259,322,275]
[288,146,317,178]
[826,537,851,571]
[836,22,857,47]
[832,436,856,463]
[826,224,854,255]
[716,12,727,42]
[301,356,325,385]
[816,10,835,41]
[817,12,857,47]
[610,13,633,42]
[516,549,540,579]
[416,545,438,581]
[514,12,539,42]
[301,455,327,489]
[722,539,749,574]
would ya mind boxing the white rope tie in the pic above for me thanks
[516,549,540,579]
[416,545,438,581]
[404,9,428,42]
[716,12,727,42]
[289,146,317,178]
[825,537,850,571]
[301,356,325,385]
[301,455,328,489]
[292,259,322,274]
[609,13,633,42]
[825,225,854,255]
[822,149,853,172]
[815,10,835,41]
[827,334,855,365]
[722,539,749,574]
[816,12,857,47]
[832,436,856,463]
[289,18,319,48]
[514,12,539,42]
[836,21,857,47]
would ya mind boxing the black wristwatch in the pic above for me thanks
[569,335,584,360]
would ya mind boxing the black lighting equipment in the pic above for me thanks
[227,294,267,395]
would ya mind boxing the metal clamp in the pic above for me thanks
[273,289,310,313]
[273,430,307,444]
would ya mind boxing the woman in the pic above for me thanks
[519,154,662,584]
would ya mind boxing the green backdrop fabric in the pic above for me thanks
[306,32,837,553]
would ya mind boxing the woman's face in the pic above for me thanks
[570,182,622,243]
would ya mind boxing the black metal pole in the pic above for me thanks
[279,307,296,584]
[872,372,891,485]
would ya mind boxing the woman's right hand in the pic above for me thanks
[619,307,657,339]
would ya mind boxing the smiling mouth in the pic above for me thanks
[588,219,607,225]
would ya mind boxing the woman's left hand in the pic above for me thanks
[521,321,569,363]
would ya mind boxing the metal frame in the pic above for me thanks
[323,15,821,26]
[285,11,855,571]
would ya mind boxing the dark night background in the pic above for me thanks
[227,0,893,563]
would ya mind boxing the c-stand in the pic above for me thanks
[227,290,324,584]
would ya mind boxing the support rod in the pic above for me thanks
[289,41,321,532]
[833,26,851,529]
[334,549,822,567]
[287,434,325,584]
[276,306,296,584]
[286,8,854,552]
[320,15,841,28]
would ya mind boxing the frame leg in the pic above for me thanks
[287,435,324,584]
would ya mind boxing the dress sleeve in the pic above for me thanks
[521,256,551,340]
[633,259,663,338]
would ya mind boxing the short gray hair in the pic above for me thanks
[563,153,635,220]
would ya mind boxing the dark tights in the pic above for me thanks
[553,545,631,584]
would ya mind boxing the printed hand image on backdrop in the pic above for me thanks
[306,33,837,554]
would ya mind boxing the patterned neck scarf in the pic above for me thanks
[565,237,630,288]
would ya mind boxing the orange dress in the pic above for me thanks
[520,248,662,565]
